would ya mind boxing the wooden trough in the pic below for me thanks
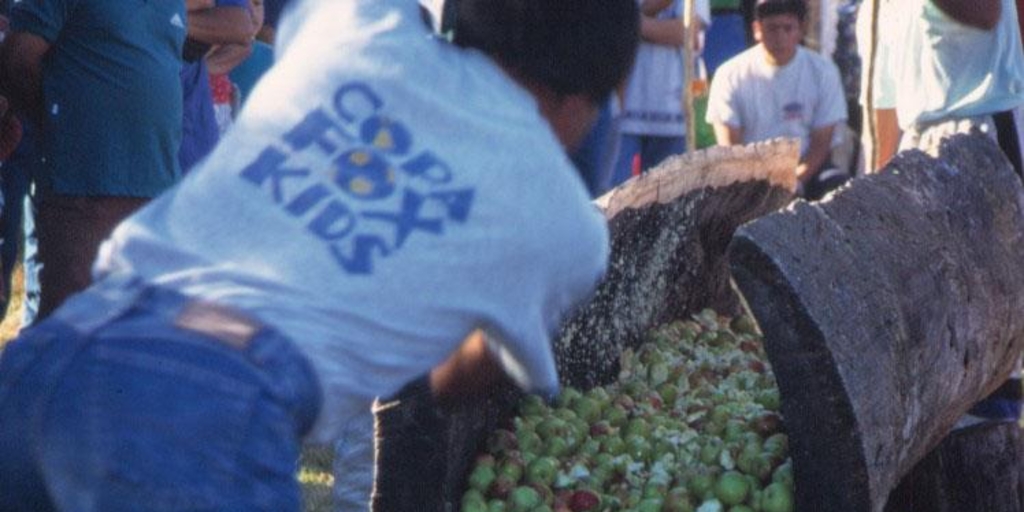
[374,134,1024,512]
[372,139,800,510]
[729,133,1024,512]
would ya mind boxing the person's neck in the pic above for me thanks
[761,46,797,67]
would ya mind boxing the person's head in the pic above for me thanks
[753,0,805,66]
[451,0,640,151]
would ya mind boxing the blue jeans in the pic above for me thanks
[610,134,686,189]
[0,279,321,512]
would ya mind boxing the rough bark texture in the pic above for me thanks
[556,140,799,390]
[370,382,521,512]
[729,134,1024,512]
[885,420,1024,512]
[372,139,801,511]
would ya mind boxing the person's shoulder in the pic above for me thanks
[715,45,761,76]
[799,47,842,74]
[798,46,834,66]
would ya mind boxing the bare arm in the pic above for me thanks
[932,0,1001,30]
[0,31,49,125]
[796,124,836,184]
[641,15,686,46]
[188,5,254,45]
[713,122,744,146]
[641,15,704,49]
[205,43,253,75]
[873,108,900,171]
[428,330,511,407]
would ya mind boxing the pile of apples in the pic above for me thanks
[461,310,795,512]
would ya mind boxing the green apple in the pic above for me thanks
[637,497,663,512]
[462,489,487,511]
[508,486,542,512]
[771,461,793,488]
[525,456,559,487]
[663,486,695,512]
[714,471,750,506]
[556,387,583,409]
[468,465,497,493]
[688,473,714,501]
[760,482,794,512]
[520,394,549,417]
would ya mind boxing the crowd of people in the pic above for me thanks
[0,0,1020,511]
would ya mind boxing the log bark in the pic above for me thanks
[556,139,799,389]
[885,420,1024,512]
[729,133,1024,512]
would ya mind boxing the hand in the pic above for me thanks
[795,162,815,184]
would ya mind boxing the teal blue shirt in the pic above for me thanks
[11,0,186,197]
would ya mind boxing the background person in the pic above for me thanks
[611,0,711,187]
[706,0,848,200]
[864,0,1024,176]
[0,0,186,320]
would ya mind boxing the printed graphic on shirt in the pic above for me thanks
[240,81,474,275]
[782,102,805,122]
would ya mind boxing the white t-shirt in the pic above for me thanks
[863,0,1024,130]
[706,45,847,156]
[94,0,609,443]
[619,0,711,137]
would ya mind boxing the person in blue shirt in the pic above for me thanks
[0,0,186,320]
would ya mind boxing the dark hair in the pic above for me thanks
[451,0,640,104]
[755,0,807,22]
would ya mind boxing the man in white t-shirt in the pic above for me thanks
[706,0,848,199]
[0,1,642,510]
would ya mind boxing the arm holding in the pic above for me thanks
[713,122,744,147]
[188,5,254,45]
[205,43,253,75]
[428,330,511,408]
[796,124,836,183]
[872,108,900,172]
[932,0,1001,30]
[641,15,704,48]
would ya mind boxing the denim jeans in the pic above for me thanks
[0,278,321,512]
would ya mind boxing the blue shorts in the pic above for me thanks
[0,278,321,512]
